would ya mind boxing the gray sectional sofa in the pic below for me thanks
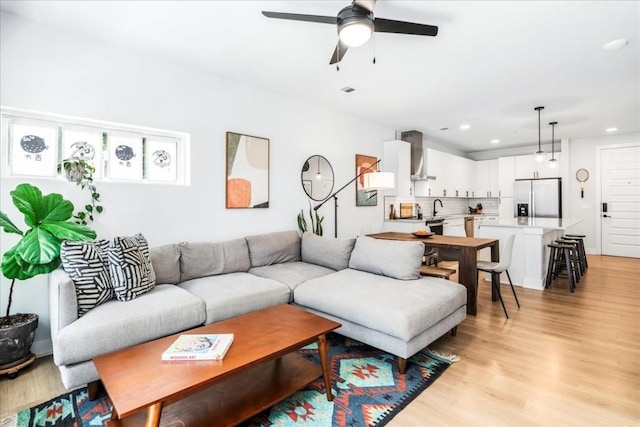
[49,230,467,395]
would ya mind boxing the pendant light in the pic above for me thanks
[548,121,558,169]
[315,156,322,180]
[534,106,545,163]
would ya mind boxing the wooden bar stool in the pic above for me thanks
[556,239,583,279]
[564,235,588,271]
[546,243,577,292]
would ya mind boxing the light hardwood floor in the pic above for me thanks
[1,255,638,426]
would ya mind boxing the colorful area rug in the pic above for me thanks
[4,333,458,427]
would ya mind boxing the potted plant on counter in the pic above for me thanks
[0,183,96,374]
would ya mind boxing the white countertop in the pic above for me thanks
[479,217,582,230]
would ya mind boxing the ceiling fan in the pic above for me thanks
[262,0,438,65]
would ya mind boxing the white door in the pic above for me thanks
[601,145,640,257]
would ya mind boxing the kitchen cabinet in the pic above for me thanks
[498,157,515,197]
[443,217,466,236]
[383,140,412,196]
[474,159,499,197]
[427,149,473,197]
[514,153,561,179]
[499,196,514,218]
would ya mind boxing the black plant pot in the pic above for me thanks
[0,313,39,369]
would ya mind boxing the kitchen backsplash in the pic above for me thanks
[384,196,499,220]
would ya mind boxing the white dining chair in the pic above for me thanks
[476,234,520,319]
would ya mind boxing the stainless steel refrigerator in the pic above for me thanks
[514,178,562,218]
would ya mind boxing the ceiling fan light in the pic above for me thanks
[339,19,373,47]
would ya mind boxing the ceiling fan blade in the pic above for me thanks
[329,39,350,64]
[353,0,377,13]
[262,11,337,25]
[374,18,438,36]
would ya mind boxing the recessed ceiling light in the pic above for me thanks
[491,139,500,144]
[459,124,471,130]
[603,39,629,51]
[605,127,618,132]
[340,86,355,93]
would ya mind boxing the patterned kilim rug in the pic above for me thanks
[4,333,458,427]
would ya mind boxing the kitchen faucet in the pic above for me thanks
[433,199,443,217]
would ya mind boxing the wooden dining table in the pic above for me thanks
[368,232,500,315]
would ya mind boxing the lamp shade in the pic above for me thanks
[363,172,395,190]
[338,20,373,47]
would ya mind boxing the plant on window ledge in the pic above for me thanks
[58,158,103,225]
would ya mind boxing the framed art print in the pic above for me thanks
[108,134,143,180]
[62,127,104,178]
[226,132,269,208]
[145,138,178,182]
[356,154,377,206]
[11,121,58,177]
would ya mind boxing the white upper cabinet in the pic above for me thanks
[383,140,412,196]
[514,153,561,179]
[498,156,515,197]
[537,152,561,178]
[427,149,473,197]
[474,159,500,198]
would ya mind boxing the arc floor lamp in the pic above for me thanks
[314,159,395,238]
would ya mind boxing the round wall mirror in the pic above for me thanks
[301,155,334,201]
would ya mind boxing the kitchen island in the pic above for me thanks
[478,217,583,290]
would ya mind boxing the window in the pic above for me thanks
[1,107,190,185]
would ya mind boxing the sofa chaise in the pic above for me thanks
[49,230,467,398]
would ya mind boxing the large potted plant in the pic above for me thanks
[0,183,96,369]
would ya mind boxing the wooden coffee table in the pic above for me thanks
[94,304,341,427]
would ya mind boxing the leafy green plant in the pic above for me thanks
[297,203,323,236]
[0,183,96,320]
[58,157,103,225]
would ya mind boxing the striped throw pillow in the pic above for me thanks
[107,233,156,301]
[60,239,113,316]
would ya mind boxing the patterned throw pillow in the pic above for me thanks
[60,240,113,317]
[107,233,156,301]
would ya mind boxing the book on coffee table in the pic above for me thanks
[161,334,234,361]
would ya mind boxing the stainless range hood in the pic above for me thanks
[400,130,436,181]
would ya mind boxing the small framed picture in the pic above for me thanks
[108,133,143,180]
[145,138,178,182]
[10,121,58,177]
[62,127,104,177]
[226,132,269,208]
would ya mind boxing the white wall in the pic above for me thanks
[565,132,640,254]
[0,12,394,355]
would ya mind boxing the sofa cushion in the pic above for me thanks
[178,239,250,282]
[294,268,467,341]
[301,233,355,271]
[107,233,156,301]
[348,236,423,280]
[245,231,301,267]
[150,244,181,285]
[52,284,205,366]
[178,272,290,324]
[60,239,113,317]
[249,261,335,294]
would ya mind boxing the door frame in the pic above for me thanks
[595,142,640,255]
